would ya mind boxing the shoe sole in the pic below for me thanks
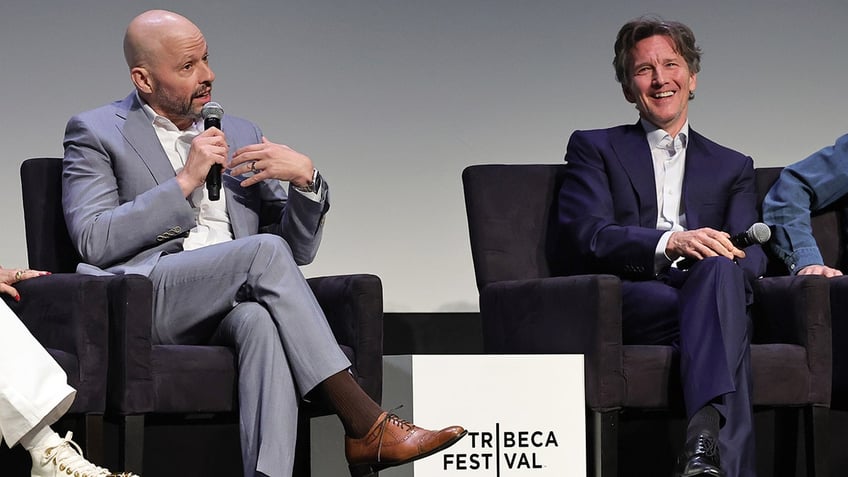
[675,469,725,477]
[349,429,469,476]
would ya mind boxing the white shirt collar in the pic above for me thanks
[641,118,689,151]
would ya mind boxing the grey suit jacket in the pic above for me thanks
[62,93,328,276]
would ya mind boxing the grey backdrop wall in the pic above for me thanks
[2,1,847,312]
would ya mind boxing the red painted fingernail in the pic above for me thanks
[14,295,20,302]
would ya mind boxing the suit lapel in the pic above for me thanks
[681,129,711,228]
[118,94,179,185]
[610,123,659,227]
[223,173,250,238]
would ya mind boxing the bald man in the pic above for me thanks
[61,10,465,477]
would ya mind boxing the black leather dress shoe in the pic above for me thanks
[673,431,724,477]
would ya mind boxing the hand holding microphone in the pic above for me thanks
[675,223,771,269]
[201,101,225,200]
[728,222,771,248]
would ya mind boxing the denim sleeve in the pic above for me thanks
[762,133,848,274]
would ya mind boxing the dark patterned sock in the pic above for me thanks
[318,370,383,438]
[687,404,720,439]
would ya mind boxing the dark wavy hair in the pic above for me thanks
[613,16,701,99]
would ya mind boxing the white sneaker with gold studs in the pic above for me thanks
[30,431,139,477]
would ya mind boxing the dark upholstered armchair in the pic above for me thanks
[0,273,111,472]
[756,167,848,412]
[463,164,831,477]
[20,157,384,476]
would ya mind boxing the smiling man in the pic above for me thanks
[556,17,765,477]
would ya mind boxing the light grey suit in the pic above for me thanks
[62,93,351,477]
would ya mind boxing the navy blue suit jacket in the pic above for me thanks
[557,122,766,281]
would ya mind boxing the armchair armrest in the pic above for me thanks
[752,275,830,346]
[827,276,848,408]
[101,272,383,414]
[104,274,155,414]
[752,274,831,405]
[307,274,383,404]
[5,273,111,412]
[479,274,623,409]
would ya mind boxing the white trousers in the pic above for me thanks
[0,301,75,448]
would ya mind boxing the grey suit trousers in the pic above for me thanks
[147,233,351,477]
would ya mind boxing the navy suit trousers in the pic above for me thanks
[621,256,755,477]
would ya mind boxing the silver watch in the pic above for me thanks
[294,168,321,193]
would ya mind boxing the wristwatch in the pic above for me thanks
[294,168,322,194]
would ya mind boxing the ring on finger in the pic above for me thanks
[14,270,23,281]
[250,161,258,173]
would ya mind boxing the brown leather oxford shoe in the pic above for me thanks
[345,412,467,476]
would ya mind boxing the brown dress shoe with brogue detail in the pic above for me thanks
[345,412,467,476]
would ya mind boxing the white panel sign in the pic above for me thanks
[380,354,586,477]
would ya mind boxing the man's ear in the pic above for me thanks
[130,67,153,94]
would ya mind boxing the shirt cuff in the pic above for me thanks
[289,180,324,203]
[654,230,675,274]
[788,247,826,275]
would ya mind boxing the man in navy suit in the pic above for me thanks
[558,17,766,477]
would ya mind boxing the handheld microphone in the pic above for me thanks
[678,222,771,269]
[201,101,224,200]
[730,222,772,248]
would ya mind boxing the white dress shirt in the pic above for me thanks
[641,119,689,272]
[143,103,235,251]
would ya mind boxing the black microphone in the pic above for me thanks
[201,101,224,201]
[678,222,771,269]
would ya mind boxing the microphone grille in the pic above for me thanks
[749,222,772,244]
[201,101,224,120]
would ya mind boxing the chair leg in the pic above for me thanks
[83,413,104,464]
[592,410,618,477]
[774,407,800,477]
[804,406,829,477]
[293,413,312,477]
[120,414,145,475]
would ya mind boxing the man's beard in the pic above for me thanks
[157,87,206,125]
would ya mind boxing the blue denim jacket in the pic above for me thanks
[762,133,848,274]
